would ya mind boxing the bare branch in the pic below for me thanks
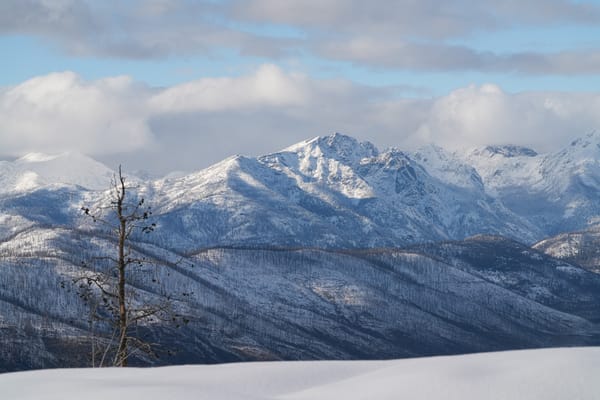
[73,164,181,367]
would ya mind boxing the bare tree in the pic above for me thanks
[77,165,172,367]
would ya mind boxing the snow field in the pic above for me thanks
[1,347,598,400]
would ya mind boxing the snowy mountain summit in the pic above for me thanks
[143,130,600,248]
[457,130,600,234]
[2,131,600,247]
[2,132,600,371]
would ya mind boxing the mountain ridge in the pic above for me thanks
[2,132,600,371]
[3,131,600,247]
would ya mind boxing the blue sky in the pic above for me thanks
[1,0,600,173]
[3,14,600,94]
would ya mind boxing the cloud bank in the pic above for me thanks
[2,67,600,173]
[0,72,152,155]
[2,0,600,74]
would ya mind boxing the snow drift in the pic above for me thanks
[1,347,598,400]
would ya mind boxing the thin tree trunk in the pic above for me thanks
[116,167,128,367]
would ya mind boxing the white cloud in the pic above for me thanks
[230,0,600,74]
[2,68,600,174]
[0,0,294,59]
[0,72,152,156]
[410,84,600,152]
[233,0,600,38]
[149,64,309,112]
[316,37,484,71]
[2,0,600,74]
[314,35,600,74]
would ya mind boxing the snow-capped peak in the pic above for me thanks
[410,144,484,191]
[282,132,379,165]
[0,152,115,194]
[6,131,600,248]
[461,132,600,193]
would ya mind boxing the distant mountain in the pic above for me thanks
[2,132,600,371]
[0,151,115,194]
[143,131,586,249]
[4,131,600,249]
[133,133,540,250]
[454,130,600,235]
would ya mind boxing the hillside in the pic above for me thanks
[2,132,600,371]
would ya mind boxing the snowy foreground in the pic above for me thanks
[1,347,599,400]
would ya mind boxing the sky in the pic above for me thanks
[1,0,600,174]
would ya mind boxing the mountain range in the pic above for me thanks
[5,131,600,248]
[1,132,600,371]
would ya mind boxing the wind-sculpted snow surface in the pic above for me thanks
[1,347,599,400]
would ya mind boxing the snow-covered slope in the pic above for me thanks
[0,152,114,194]
[139,133,543,250]
[450,131,600,235]
[411,143,485,191]
[533,225,600,274]
[1,347,599,400]
[1,227,599,371]
[148,131,600,248]
[3,132,600,371]
[3,131,600,248]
